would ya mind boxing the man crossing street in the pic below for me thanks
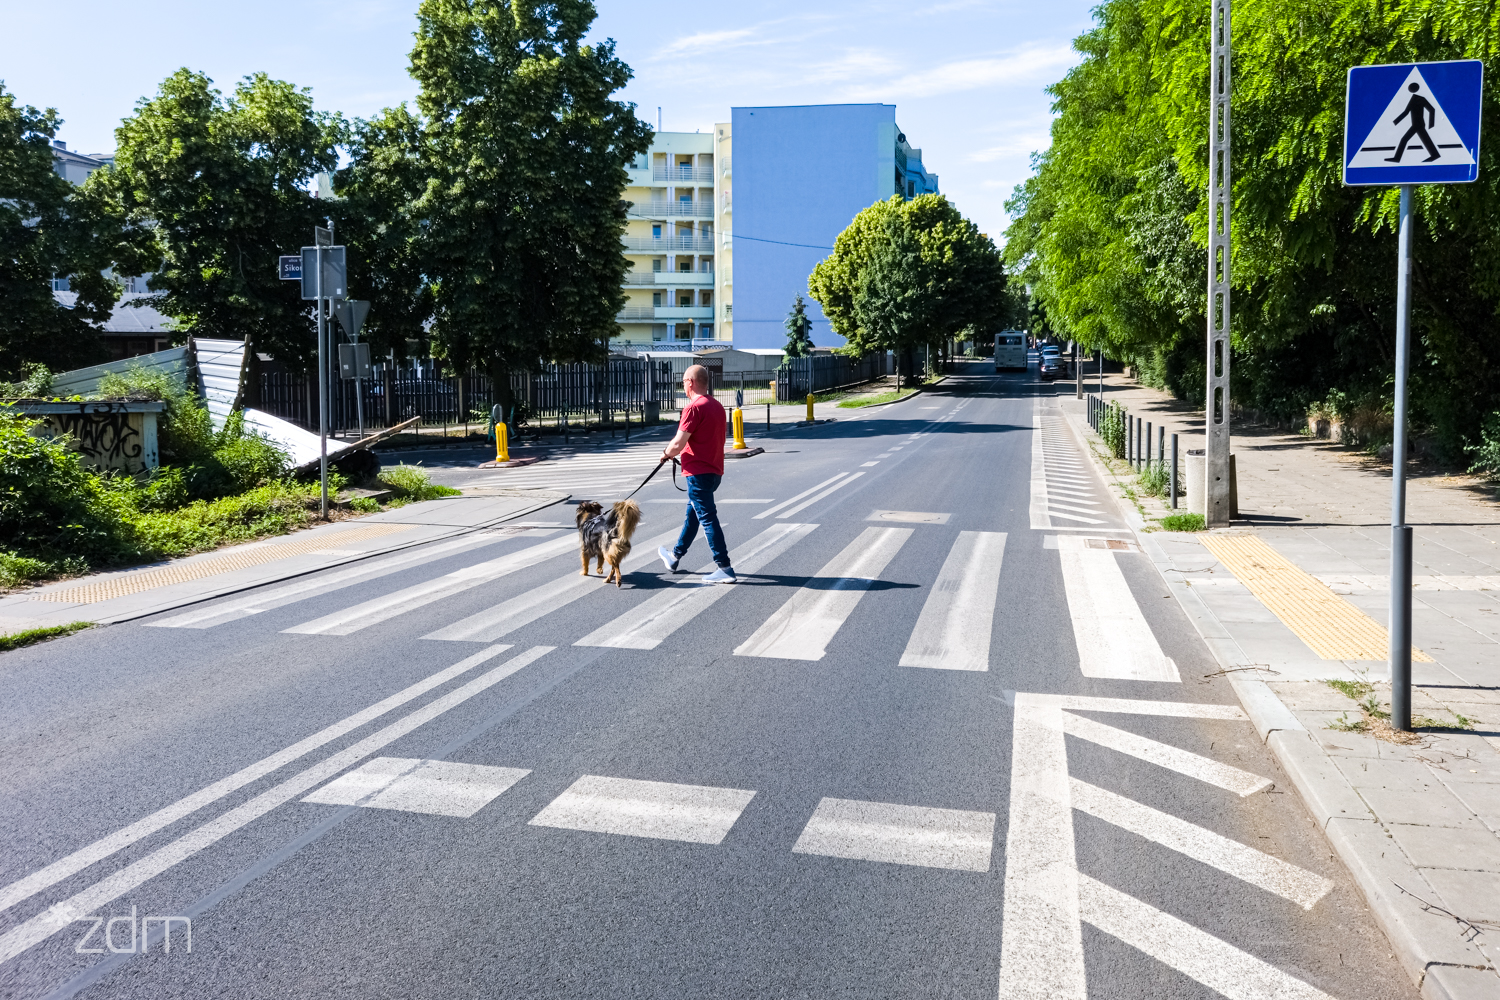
[658,364,736,583]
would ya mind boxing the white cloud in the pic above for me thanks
[840,43,1077,100]
[968,131,1053,162]
[656,28,760,57]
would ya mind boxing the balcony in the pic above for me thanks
[652,165,714,183]
[616,305,713,322]
[719,190,731,213]
[627,199,714,219]
[621,270,714,286]
[623,235,715,253]
[720,158,731,178]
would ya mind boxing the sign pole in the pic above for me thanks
[1389,184,1415,730]
[1204,0,1233,527]
[316,237,328,520]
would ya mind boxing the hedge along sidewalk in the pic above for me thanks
[0,490,569,634]
[1060,393,1500,1000]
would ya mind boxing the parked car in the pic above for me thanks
[1039,352,1069,381]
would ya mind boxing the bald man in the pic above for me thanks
[658,364,736,583]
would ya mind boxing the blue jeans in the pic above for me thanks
[674,473,731,569]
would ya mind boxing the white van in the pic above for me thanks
[994,331,1027,371]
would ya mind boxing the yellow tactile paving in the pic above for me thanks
[32,524,412,605]
[1200,534,1432,662]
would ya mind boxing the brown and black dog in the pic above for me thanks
[575,499,642,586]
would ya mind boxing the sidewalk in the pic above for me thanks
[1056,384,1500,1000]
[0,490,568,634]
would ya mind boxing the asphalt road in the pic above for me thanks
[0,360,1413,999]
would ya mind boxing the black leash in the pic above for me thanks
[620,455,687,501]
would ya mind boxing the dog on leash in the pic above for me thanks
[575,499,642,586]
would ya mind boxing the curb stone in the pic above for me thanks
[1058,404,1500,998]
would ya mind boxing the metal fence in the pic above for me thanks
[256,359,679,436]
[775,353,890,402]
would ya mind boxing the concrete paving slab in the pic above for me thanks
[1387,824,1500,870]
[1357,785,1483,828]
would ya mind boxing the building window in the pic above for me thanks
[908,180,915,197]
[678,293,692,307]
[652,224,662,238]
[652,292,662,307]
[652,259,661,272]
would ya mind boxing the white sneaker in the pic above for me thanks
[658,546,680,572]
[702,567,737,584]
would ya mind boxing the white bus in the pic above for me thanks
[994,331,1027,371]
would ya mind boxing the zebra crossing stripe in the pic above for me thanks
[575,523,817,650]
[1056,535,1178,681]
[423,529,681,643]
[1059,712,1270,795]
[735,527,911,661]
[899,531,1007,671]
[283,534,578,636]
[776,471,866,519]
[753,473,849,519]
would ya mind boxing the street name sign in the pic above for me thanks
[278,255,302,281]
[1344,60,1483,185]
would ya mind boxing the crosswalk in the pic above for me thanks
[456,442,674,497]
[1030,407,1114,529]
[144,513,1188,680]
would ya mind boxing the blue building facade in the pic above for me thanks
[725,104,938,351]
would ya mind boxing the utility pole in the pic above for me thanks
[1204,0,1233,526]
[316,226,328,519]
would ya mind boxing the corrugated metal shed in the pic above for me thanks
[49,346,192,398]
[192,338,250,431]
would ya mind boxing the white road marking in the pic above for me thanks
[753,473,849,519]
[899,531,1007,671]
[1029,414,1049,529]
[304,757,530,817]
[576,523,817,649]
[283,534,578,635]
[792,797,995,872]
[1077,875,1337,1000]
[775,471,867,519]
[998,693,1331,1000]
[1057,534,1178,682]
[146,531,529,628]
[861,461,880,467]
[645,498,772,504]
[422,529,679,642]
[529,775,755,844]
[0,645,515,915]
[735,526,911,660]
[1048,511,1104,524]
[1070,779,1333,908]
[1046,501,1107,517]
[1059,711,1272,796]
[0,646,552,965]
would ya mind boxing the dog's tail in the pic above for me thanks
[611,499,641,537]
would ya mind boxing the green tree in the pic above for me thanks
[94,70,343,366]
[811,194,1006,381]
[389,0,652,405]
[0,84,118,377]
[783,295,815,357]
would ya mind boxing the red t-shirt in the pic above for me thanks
[678,393,726,476]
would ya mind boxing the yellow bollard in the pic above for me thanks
[495,420,510,463]
[806,393,814,422]
[732,407,746,449]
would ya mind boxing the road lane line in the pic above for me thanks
[0,645,553,965]
[1057,535,1178,681]
[998,694,1087,999]
[1077,874,1336,999]
[753,473,849,519]
[899,531,1007,671]
[283,535,578,635]
[145,531,530,628]
[1030,413,1049,529]
[1070,779,1333,908]
[529,775,755,844]
[735,526,911,660]
[1059,712,1273,796]
[1015,693,1247,720]
[792,798,995,871]
[0,645,515,915]
[576,523,817,649]
[423,529,680,642]
[1048,511,1105,524]
[775,471,866,519]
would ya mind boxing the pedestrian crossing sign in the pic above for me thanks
[1344,60,1483,185]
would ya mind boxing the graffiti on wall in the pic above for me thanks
[22,401,161,474]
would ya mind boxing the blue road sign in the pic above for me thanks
[279,255,302,280]
[1345,60,1483,185]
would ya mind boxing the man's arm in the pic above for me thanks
[663,426,691,460]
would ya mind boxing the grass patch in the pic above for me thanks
[838,389,920,408]
[1323,677,1477,740]
[0,621,92,652]
[378,465,462,502]
[1159,512,1206,532]
[1324,678,1375,702]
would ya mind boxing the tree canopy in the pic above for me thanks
[783,294,815,357]
[0,84,118,376]
[1004,0,1500,458]
[809,194,1006,358]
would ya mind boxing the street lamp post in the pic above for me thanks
[1204,0,1233,526]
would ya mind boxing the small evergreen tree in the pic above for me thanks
[783,295,815,357]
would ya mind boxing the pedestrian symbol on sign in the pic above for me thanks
[1344,60,1482,185]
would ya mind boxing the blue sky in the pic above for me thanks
[1,0,1095,238]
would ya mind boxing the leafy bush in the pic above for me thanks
[132,480,325,557]
[1138,459,1176,498]
[0,363,54,397]
[1467,412,1500,479]
[379,465,461,501]
[0,551,83,588]
[1099,403,1126,458]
